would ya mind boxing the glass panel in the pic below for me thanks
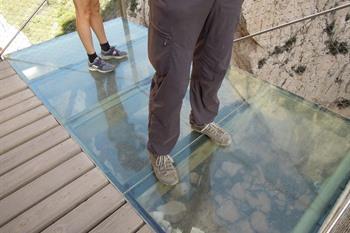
[127,68,350,233]
[69,86,192,191]
[7,18,148,82]
[28,36,153,122]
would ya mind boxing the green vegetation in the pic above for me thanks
[324,20,335,36]
[257,58,267,69]
[271,36,297,55]
[334,97,350,109]
[322,20,349,56]
[129,0,138,13]
[257,36,297,69]
[0,0,120,44]
[346,13,350,21]
[325,40,349,55]
[291,65,307,75]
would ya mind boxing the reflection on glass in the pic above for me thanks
[72,75,149,190]
[127,68,350,233]
[70,79,202,190]
[7,19,148,82]
[28,36,154,121]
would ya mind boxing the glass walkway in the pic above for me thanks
[7,18,350,233]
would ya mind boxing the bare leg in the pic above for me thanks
[73,0,95,54]
[89,0,108,45]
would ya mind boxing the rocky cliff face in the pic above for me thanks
[234,0,350,118]
[126,0,350,118]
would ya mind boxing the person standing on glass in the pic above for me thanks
[73,0,127,73]
[147,0,244,185]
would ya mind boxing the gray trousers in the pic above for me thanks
[147,0,243,155]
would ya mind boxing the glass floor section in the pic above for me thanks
[7,18,350,233]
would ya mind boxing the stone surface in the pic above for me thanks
[157,201,187,223]
[250,211,269,233]
[190,172,200,185]
[127,0,150,26]
[233,0,350,118]
[190,227,205,233]
[172,228,182,233]
[216,200,240,223]
[171,182,190,198]
[238,220,255,233]
[221,161,241,177]
[159,219,172,233]
[231,183,245,199]
[150,211,164,222]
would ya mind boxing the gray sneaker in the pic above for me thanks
[100,46,128,60]
[88,57,115,73]
[149,152,179,186]
[192,122,232,146]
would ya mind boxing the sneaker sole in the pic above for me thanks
[88,66,114,74]
[100,54,128,60]
[148,153,179,186]
[156,174,179,186]
[191,128,232,147]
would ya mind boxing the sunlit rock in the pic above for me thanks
[250,211,269,233]
[216,200,240,223]
[157,201,187,223]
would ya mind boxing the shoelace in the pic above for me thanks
[202,122,226,138]
[94,57,102,65]
[95,57,109,68]
[109,47,121,56]
[155,155,175,172]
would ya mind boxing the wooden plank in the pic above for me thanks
[0,153,94,226]
[0,115,58,154]
[0,75,27,99]
[89,204,144,233]
[0,96,41,123]
[0,61,10,71]
[0,105,49,137]
[0,126,69,176]
[0,68,16,80]
[0,139,81,200]
[0,168,108,233]
[0,89,34,111]
[42,185,125,233]
[137,225,154,233]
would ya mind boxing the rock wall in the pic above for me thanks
[126,0,350,118]
[234,0,350,118]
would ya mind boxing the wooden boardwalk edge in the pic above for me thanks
[0,61,154,233]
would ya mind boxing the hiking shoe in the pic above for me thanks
[88,56,115,73]
[100,46,128,60]
[192,122,232,146]
[149,152,179,186]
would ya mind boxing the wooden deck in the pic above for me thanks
[0,60,154,233]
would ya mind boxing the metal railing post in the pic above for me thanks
[117,0,127,19]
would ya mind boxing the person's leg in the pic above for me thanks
[89,0,108,45]
[190,0,243,126]
[147,0,215,185]
[88,0,128,60]
[73,0,95,55]
[148,0,214,156]
[74,0,115,73]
